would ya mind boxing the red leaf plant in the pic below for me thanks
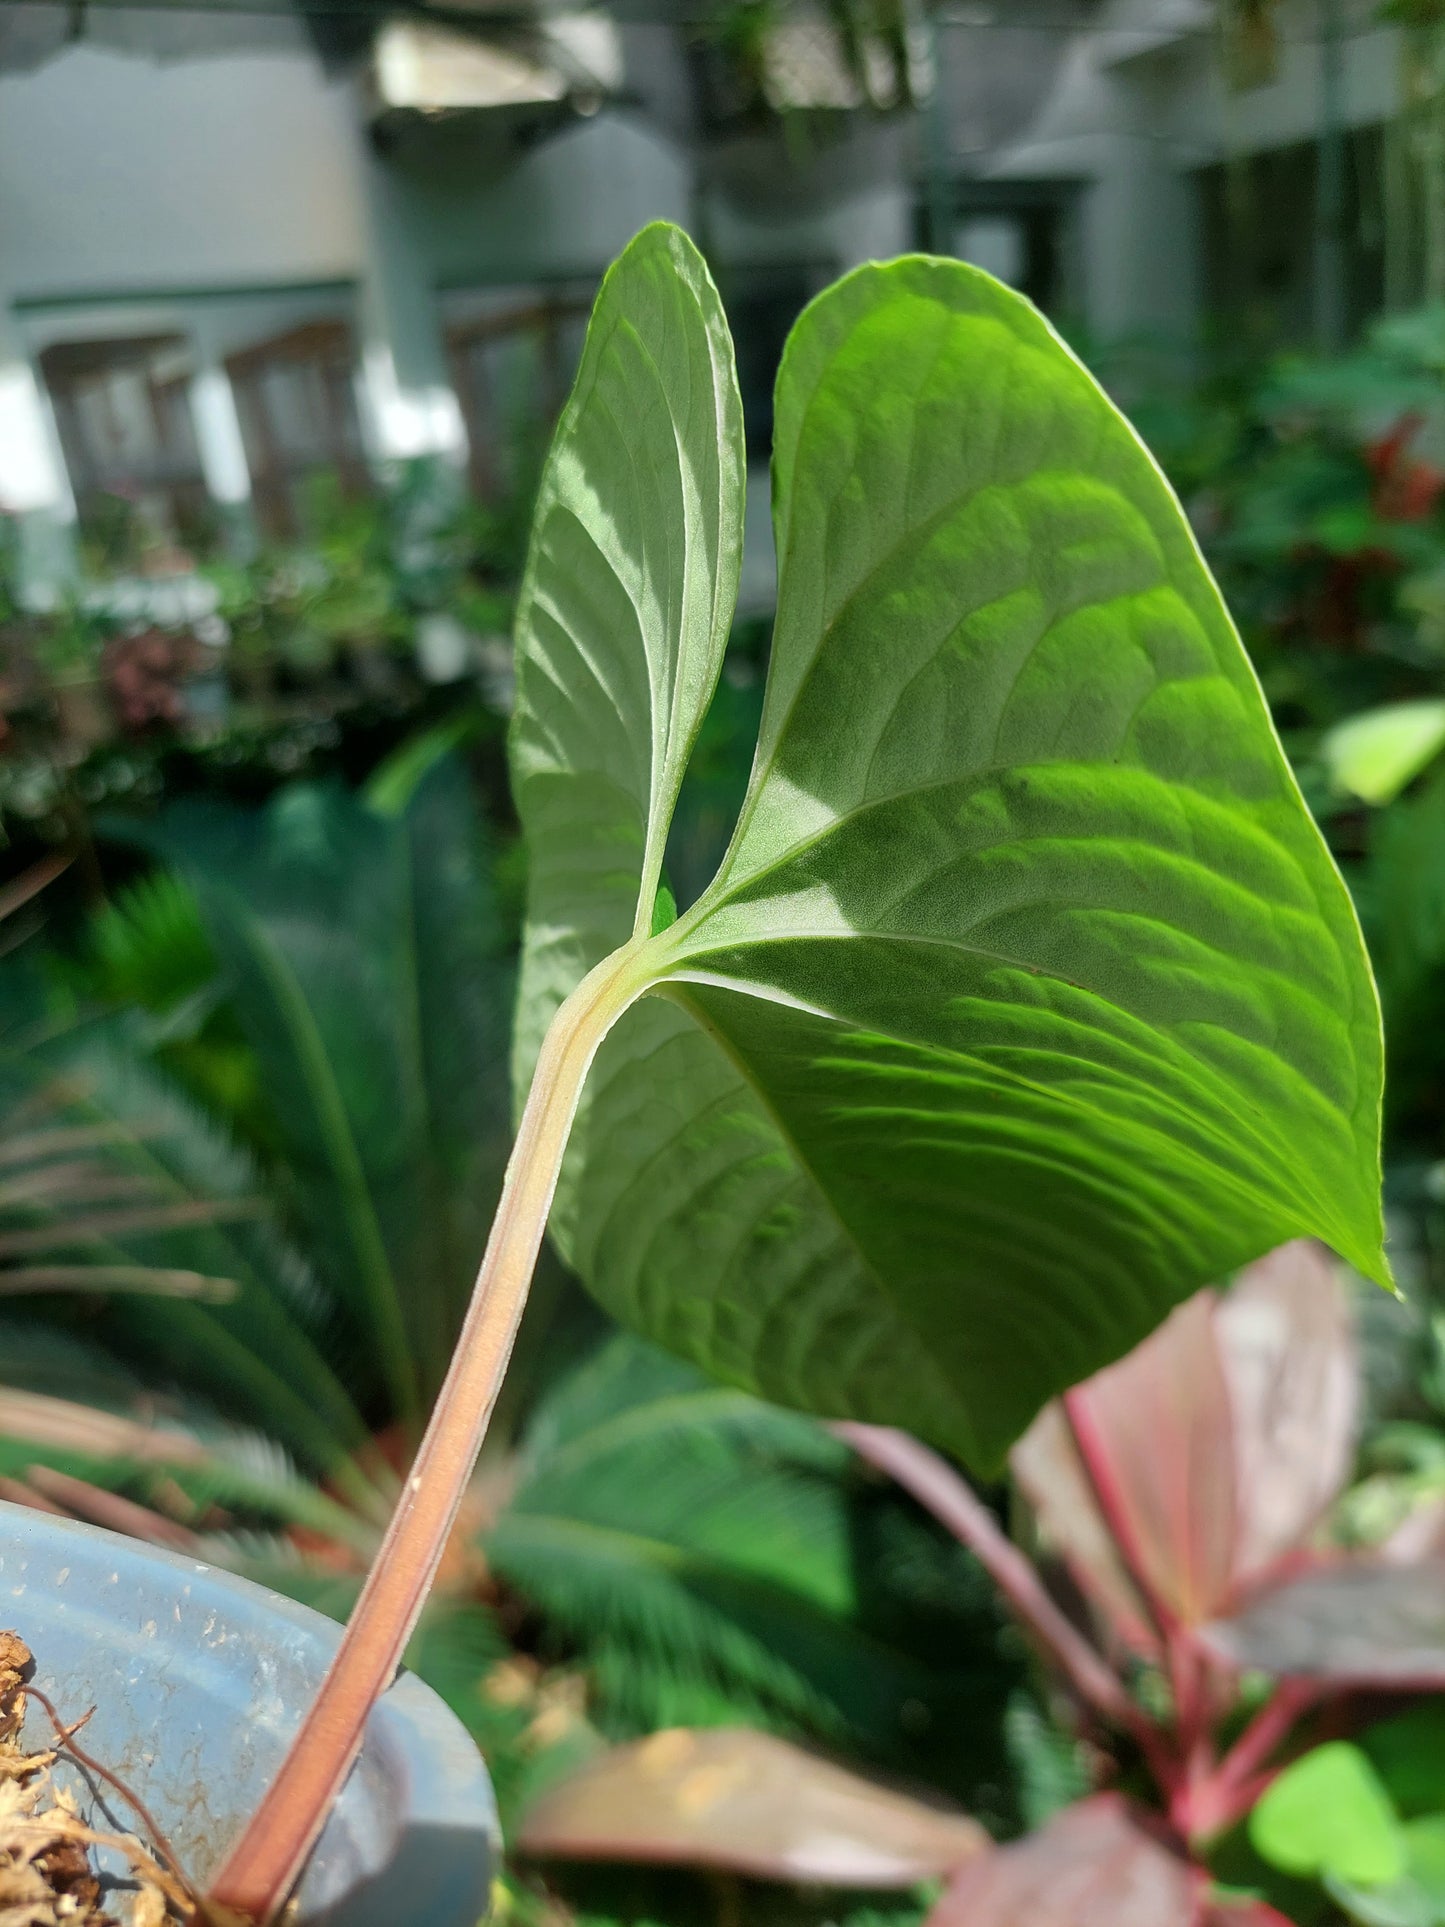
[519,1243,1445,1925]
[1367,415,1445,526]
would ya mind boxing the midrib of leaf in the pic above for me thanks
[652,980,968,1446]
[514,226,741,952]
[659,911,1349,1246]
[232,917,421,1430]
[626,319,732,937]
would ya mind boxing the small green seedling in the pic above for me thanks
[209,224,1387,1921]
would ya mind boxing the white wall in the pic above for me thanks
[989,36,1204,338]
[0,39,366,301]
[987,0,1403,340]
[392,109,694,289]
[1163,1,1401,159]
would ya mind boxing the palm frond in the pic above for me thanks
[0,1320,381,1550]
[490,1337,1021,1801]
[0,1017,371,1486]
[83,870,216,1017]
[114,760,515,1425]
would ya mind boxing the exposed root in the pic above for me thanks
[0,1630,199,1925]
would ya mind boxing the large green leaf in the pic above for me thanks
[510,220,745,1093]
[514,236,1388,1471]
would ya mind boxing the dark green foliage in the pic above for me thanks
[490,1335,1021,1816]
[1112,309,1445,745]
[107,756,516,1424]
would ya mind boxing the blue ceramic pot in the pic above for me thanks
[0,1501,496,1924]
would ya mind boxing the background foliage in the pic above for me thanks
[12,284,1445,1925]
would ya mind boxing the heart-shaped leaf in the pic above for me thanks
[1248,1742,1410,1888]
[1250,1742,1405,1887]
[513,231,1388,1472]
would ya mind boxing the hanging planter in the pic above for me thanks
[692,0,931,217]
[693,0,931,134]
[1220,0,1284,92]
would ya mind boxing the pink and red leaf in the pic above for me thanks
[924,1796,1206,1927]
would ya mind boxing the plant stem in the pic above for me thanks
[1062,1388,1178,1648]
[832,1423,1140,1737]
[1059,1391,1213,1801]
[1196,1679,1322,1837]
[207,944,650,1924]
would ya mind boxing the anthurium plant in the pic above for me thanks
[522,1243,1445,1926]
[205,225,1388,1921]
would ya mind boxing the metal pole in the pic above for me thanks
[1315,0,1348,348]
[922,4,952,254]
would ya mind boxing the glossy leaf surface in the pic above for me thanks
[510,220,745,1092]
[514,233,1389,1470]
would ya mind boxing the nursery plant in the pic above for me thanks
[0,768,1020,1892]
[519,1242,1445,1925]
[17,221,1388,1921]
[1108,305,1445,736]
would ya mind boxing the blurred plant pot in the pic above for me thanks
[0,1502,497,1925]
